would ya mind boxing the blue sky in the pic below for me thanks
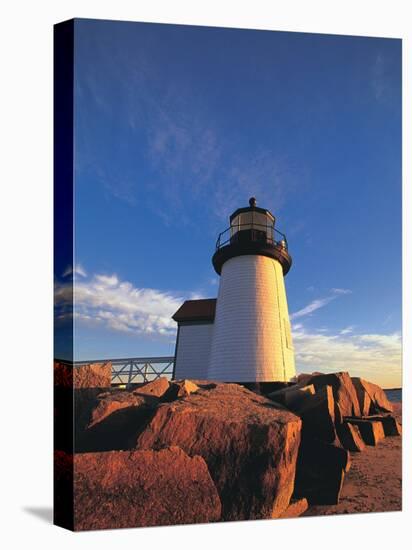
[56,19,401,387]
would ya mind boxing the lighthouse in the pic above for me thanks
[207,197,295,383]
[172,197,295,384]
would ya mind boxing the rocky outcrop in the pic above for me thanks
[294,440,350,505]
[351,378,393,414]
[345,418,385,446]
[305,372,361,419]
[336,422,366,452]
[268,384,315,408]
[74,363,112,388]
[54,370,399,530]
[366,415,402,436]
[136,382,302,521]
[134,377,170,398]
[292,385,338,444]
[54,361,112,389]
[75,389,158,452]
[87,390,158,428]
[165,379,200,400]
[279,498,309,518]
[73,447,221,530]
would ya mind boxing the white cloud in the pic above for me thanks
[292,325,402,387]
[55,271,194,339]
[290,287,353,320]
[340,326,354,335]
[290,296,336,320]
[331,288,352,295]
[62,263,87,278]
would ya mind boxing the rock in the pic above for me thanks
[54,361,73,388]
[133,377,170,398]
[351,378,393,414]
[136,382,301,521]
[350,415,402,437]
[337,422,366,452]
[279,498,309,518]
[87,389,158,428]
[54,361,112,389]
[74,363,112,388]
[345,418,385,446]
[292,385,338,444]
[294,439,350,505]
[306,372,361,418]
[268,384,315,408]
[164,379,200,400]
[73,447,221,530]
[75,389,158,452]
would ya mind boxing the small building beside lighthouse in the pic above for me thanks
[173,198,296,383]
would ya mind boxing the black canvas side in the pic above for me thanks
[53,18,75,532]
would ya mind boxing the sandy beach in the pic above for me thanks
[304,402,402,516]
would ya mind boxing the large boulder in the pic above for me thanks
[73,447,221,530]
[87,389,158,428]
[73,363,112,389]
[345,418,385,446]
[133,377,170,398]
[305,372,361,419]
[136,382,302,521]
[365,415,402,436]
[268,384,315,408]
[75,389,158,452]
[337,422,366,452]
[351,378,393,414]
[294,439,351,505]
[279,498,309,519]
[165,379,200,400]
[290,385,338,444]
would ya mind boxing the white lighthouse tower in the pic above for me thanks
[207,197,296,383]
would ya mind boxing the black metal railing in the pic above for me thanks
[215,222,288,251]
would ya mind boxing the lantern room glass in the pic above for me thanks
[230,210,275,242]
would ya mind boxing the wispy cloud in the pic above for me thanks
[292,324,401,387]
[340,326,354,335]
[290,288,352,320]
[331,288,352,295]
[62,263,87,278]
[55,271,199,339]
[371,53,386,101]
[75,38,301,228]
[290,296,336,320]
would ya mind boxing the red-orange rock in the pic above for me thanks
[73,447,221,530]
[166,379,200,400]
[337,422,366,452]
[75,363,112,388]
[345,418,385,446]
[54,361,73,388]
[294,439,350,505]
[75,389,158,453]
[306,372,361,419]
[351,377,393,414]
[349,415,401,437]
[279,498,309,518]
[291,385,338,444]
[88,390,158,428]
[133,376,170,398]
[136,383,301,521]
[369,415,402,436]
[268,384,315,408]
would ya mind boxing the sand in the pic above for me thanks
[303,402,402,516]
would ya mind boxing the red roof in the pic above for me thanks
[172,298,216,323]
